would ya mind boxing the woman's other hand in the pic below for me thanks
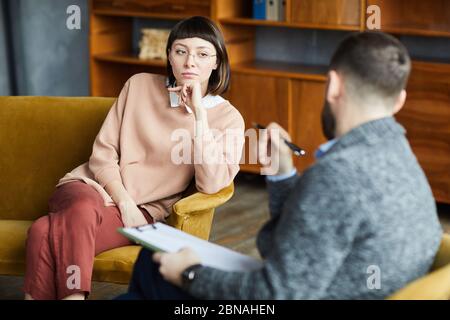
[104,180,149,228]
[117,200,149,228]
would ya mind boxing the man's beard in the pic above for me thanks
[321,100,336,140]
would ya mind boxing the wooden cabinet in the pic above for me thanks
[367,0,450,37]
[92,0,211,18]
[226,73,327,174]
[226,74,290,130]
[291,0,361,27]
[291,80,327,170]
[88,0,450,203]
[225,73,290,173]
[396,62,450,202]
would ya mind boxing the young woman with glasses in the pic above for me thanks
[23,16,244,300]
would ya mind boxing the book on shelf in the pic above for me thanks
[253,0,266,20]
[253,0,286,22]
[279,0,286,21]
[266,0,279,21]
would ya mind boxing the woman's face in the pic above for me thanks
[168,37,218,89]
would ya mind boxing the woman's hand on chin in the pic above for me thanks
[168,81,205,117]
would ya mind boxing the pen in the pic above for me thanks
[253,122,306,157]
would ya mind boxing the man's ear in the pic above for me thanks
[327,70,343,105]
[393,89,407,114]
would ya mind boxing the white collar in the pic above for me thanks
[169,91,225,113]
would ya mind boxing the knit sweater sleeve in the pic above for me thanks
[88,79,130,188]
[266,174,300,219]
[185,164,363,299]
[193,106,245,194]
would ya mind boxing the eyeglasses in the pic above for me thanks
[170,48,217,63]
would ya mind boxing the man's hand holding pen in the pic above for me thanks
[256,122,297,176]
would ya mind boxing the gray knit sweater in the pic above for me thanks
[186,117,442,299]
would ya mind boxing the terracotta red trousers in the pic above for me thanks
[23,181,153,300]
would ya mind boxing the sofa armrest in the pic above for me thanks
[172,182,234,217]
[432,233,450,271]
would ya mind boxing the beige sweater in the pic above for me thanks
[58,73,245,221]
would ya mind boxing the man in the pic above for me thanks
[117,32,443,299]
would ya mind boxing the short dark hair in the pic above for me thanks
[329,32,411,102]
[166,16,230,95]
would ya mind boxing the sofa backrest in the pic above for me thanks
[0,96,115,220]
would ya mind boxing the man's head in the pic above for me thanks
[322,32,411,140]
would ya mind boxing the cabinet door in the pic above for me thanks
[291,79,327,171]
[396,62,450,203]
[225,73,289,173]
[367,0,450,35]
[291,0,361,26]
[92,0,211,17]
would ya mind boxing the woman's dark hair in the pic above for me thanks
[166,16,230,95]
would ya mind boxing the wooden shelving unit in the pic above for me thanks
[214,0,365,174]
[231,60,328,81]
[93,52,167,67]
[92,9,188,20]
[219,17,361,31]
[379,27,450,38]
[89,0,450,203]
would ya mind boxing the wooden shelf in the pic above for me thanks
[231,60,328,81]
[93,54,328,81]
[380,26,450,38]
[412,58,450,67]
[220,17,360,32]
[93,52,167,67]
[92,9,188,20]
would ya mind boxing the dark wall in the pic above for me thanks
[1,0,89,96]
[0,3,12,95]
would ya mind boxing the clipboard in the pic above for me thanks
[118,222,263,272]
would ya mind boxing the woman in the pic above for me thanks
[23,16,244,300]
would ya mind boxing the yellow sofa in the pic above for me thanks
[0,96,234,284]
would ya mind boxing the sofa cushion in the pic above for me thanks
[92,245,142,284]
[0,220,32,275]
[0,219,142,284]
